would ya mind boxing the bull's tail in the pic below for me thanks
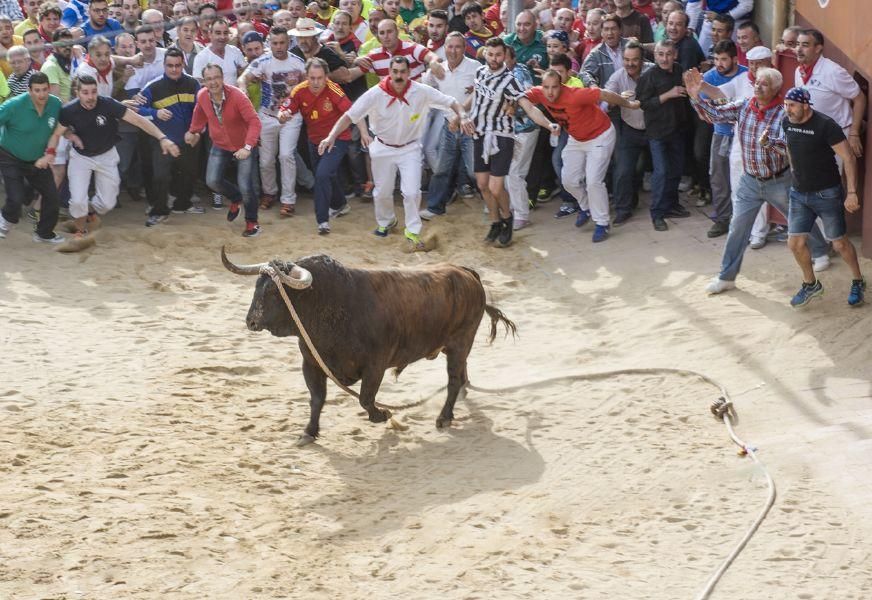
[484,304,517,344]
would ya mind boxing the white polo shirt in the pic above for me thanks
[423,55,478,112]
[794,56,861,130]
[191,44,246,82]
[124,48,166,92]
[346,80,456,146]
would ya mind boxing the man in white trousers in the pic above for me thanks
[47,74,179,235]
[523,69,640,242]
[237,25,306,215]
[319,56,473,250]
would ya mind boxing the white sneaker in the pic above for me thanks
[813,254,831,272]
[0,212,10,233]
[749,237,767,250]
[328,203,351,218]
[32,232,65,244]
[513,218,530,231]
[318,222,330,235]
[419,209,440,220]
[173,205,205,214]
[678,176,692,192]
[706,277,736,294]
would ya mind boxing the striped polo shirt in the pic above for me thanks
[359,40,432,80]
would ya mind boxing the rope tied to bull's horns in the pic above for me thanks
[262,264,429,412]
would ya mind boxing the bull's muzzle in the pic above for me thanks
[221,246,313,289]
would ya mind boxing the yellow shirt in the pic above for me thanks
[0,36,23,77]
[14,18,39,37]
[566,76,584,88]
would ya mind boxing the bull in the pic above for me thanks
[221,247,517,446]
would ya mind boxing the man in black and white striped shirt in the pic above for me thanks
[469,37,557,247]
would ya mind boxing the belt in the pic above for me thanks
[749,167,788,182]
[376,137,414,148]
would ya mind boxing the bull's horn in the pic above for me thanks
[221,245,266,275]
[277,265,313,290]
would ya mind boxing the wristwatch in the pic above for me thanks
[243,144,252,151]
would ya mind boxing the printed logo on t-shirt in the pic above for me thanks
[322,99,333,113]
[96,115,107,126]
[47,117,55,128]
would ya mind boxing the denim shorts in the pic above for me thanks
[788,184,846,241]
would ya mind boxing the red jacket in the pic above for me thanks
[189,84,261,152]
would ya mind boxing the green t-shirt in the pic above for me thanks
[0,93,62,161]
[398,0,426,25]
[41,55,72,102]
[503,31,548,83]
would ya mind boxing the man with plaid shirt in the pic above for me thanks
[684,66,830,295]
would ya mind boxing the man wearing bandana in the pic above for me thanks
[318,56,472,250]
[684,66,830,296]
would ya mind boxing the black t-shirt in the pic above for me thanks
[782,110,846,192]
[59,96,127,157]
[291,45,346,74]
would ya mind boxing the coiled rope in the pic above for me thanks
[266,267,776,596]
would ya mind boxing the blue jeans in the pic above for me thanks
[719,172,828,281]
[649,130,685,219]
[426,121,473,213]
[309,139,349,224]
[788,184,847,241]
[206,145,258,222]
[612,122,648,217]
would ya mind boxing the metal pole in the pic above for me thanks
[506,0,524,34]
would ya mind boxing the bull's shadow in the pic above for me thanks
[298,394,546,540]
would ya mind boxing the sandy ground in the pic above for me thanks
[2,191,872,599]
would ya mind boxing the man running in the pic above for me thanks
[318,56,472,250]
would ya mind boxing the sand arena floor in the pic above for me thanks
[2,194,871,598]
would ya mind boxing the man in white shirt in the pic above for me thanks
[124,27,167,94]
[422,31,479,218]
[191,17,246,81]
[237,25,307,214]
[795,28,866,160]
[319,56,473,250]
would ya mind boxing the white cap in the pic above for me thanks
[746,46,773,61]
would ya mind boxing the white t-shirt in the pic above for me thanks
[191,44,246,82]
[125,48,166,91]
[718,71,754,101]
[242,51,307,117]
[794,56,861,130]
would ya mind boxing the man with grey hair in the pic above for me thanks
[141,8,171,47]
[684,66,830,295]
[6,46,36,96]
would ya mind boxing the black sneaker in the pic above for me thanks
[707,221,729,238]
[665,204,691,218]
[497,216,513,247]
[227,202,240,222]
[653,217,668,231]
[612,212,632,226]
[484,221,501,243]
[242,222,261,237]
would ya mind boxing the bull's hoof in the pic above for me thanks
[435,415,453,429]
[295,433,316,447]
[370,408,391,423]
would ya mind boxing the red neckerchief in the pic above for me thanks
[428,38,444,53]
[748,69,756,84]
[37,25,51,43]
[799,57,818,85]
[86,55,112,84]
[379,76,410,107]
[338,33,361,50]
[748,95,783,121]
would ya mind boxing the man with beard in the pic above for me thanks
[237,25,307,216]
[81,0,124,45]
[49,74,179,235]
[684,67,829,296]
[469,37,559,247]
[696,39,745,238]
[41,28,75,191]
[319,56,472,250]
[779,86,865,307]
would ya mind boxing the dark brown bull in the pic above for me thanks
[222,247,517,445]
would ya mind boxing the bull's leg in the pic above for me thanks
[359,370,391,424]
[298,359,328,446]
[437,348,470,429]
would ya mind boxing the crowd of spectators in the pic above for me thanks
[0,0,865,305]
